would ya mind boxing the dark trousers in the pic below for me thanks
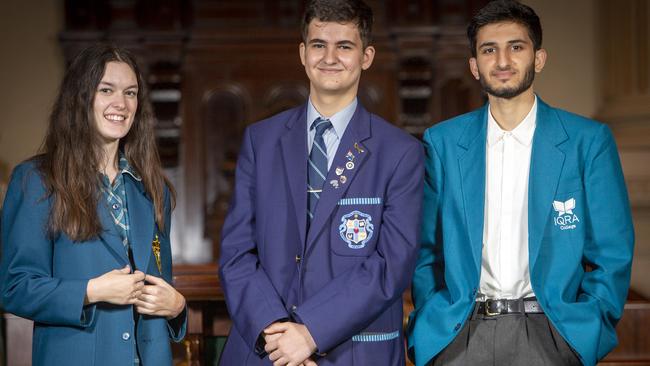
[431,305,582,366]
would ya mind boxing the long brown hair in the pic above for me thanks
[38,44,175,241]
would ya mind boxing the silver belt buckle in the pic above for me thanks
[484,299,500,316]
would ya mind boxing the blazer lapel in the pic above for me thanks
[124,176,155,273]
[457,105,488,272]
[528,99,568,269]
[280,105,309,249]
[306,104,371,248]
[98,201,130,266]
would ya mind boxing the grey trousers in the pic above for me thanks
[431,305,582,366]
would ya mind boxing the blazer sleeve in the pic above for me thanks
[579,125,634,360]
[162,187,187,342]
[410,129,448,311]
[0,163,95,327]
[218,127,291,353]
[292,141,425,353]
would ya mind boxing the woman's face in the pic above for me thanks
[93,61,139,147]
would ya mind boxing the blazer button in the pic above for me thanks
[291,305,298,313]
[454,323,461,331]
[122,332,130,340]
[112,203,120,210]
[295,255,301,263]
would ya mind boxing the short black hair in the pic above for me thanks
[467,0,542,57]
[301,0,374,48]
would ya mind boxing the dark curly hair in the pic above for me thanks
[467,0,542,57]
[301,0,374,48]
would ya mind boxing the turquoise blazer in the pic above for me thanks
[0,161,186,366]
[407,99,634,366]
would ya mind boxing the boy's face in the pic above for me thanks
[300,19,375,99]
[469,21,546,99]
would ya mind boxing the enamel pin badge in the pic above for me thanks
[152,234,162,274]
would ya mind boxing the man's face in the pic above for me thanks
[300,19,375,99]
[469,21,546,99]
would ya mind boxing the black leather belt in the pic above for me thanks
[476,298,543,316]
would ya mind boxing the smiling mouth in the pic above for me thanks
[104,114,127,122]
[493,70,515,80]
[318,68,343,74]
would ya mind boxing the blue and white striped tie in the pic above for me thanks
[307,117,332,225]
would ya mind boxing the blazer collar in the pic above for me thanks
[281,105,310,248]
[528,98,569,269]
[457,104,488,271]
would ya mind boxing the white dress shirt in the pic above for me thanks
[478,97,538,300]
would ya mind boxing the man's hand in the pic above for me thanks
[263,322,317,366]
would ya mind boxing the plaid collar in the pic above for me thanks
[118,153,142,182]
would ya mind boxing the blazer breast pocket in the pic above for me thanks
[331,199,383,257]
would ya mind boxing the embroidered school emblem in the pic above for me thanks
[553,198,575,216]
[339,210,374,249]
[552,198,580,230]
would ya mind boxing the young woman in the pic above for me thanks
[0,44,186,366]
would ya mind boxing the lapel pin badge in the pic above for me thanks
[330,179,340,189]
[346,150,355,161]
[354,142,364,154]
[339,175,347,184]
[152,234,162,274]
[345,161,355,170]
[335,166,344,176]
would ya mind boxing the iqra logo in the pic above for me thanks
[553,198,580,230]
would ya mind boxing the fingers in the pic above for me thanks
[304,359,318,366]
[264,337,279,354]
[119,265,131,274]
[264,332,283,344]
[264,322,289,334]
[133,281,144,292]
[141,284,162,297]
[269,349,284,362]
[136,293,157,305]
[132,270,146,281]
[134,299,157,315]
[273,357,289,366]
[144,274,166,286]
[135,305,155,316]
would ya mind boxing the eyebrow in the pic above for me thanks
[479,39,528,48]
[309,38,357,46]
[98,81,138,89]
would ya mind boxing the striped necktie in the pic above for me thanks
[307,117,333,224]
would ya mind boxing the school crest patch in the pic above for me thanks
[339,210,374,249]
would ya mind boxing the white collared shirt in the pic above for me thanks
[307,98,356,170]
[478,97,538,300]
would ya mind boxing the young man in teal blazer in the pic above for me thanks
[408,1,634,365]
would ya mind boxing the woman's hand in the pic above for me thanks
[85,265,145,305]
[134,274,186,319]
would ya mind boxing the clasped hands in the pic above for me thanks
[264,322,318,366]
[85,265,185,319]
